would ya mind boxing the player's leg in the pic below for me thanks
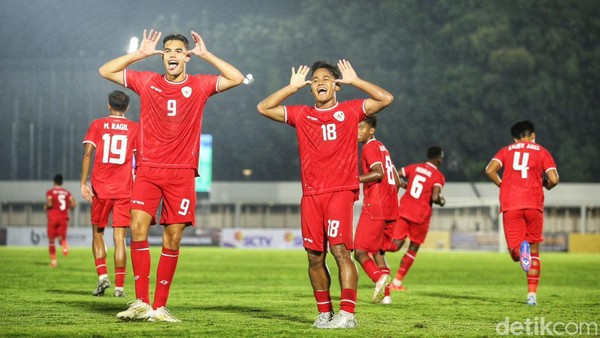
[374,251,392,304]
[503,210,529,268]
[390,217,410,290]
[59,219,69,256]
[47,221,57,267]
[301,195,334,328]
[524,210,543,305]
[353,212,388,297]
[392,241,421,291]
[151,222,185,318]
[325,191,358,329]
[112,198,131,297]
[91,198,111,296]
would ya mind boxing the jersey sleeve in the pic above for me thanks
[491,147,506,167]
[362,143,382,170]
[124,70,153,94]
[346,99,368,121]
[83,120,98,147]
[284,105,305,127]
[542,148,557,173]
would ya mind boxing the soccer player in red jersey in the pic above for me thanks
[257,60,393,329]
[485,120,559,306]
[99,29,244,322]
[389,146,446,291]
[44,174,76,267]
[81,90,138,298]
[354,116,400,305]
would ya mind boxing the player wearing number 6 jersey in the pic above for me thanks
[81,90,138,298]
[45,174,76,267]
[485,120,559,306]
[389,146,446,292]
[100,29,244,322]
[257,60,393,329]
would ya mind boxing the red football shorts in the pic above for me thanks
[354,209,395,253]
[47,218,68,240]
[131,166,196,226]
[502,209,544,250]
[91,197,130,228]
[393,216,430,244]
[300,190,356,252]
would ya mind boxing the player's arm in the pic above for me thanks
[99,29,163,85]
[257,65,311,122]
[335,59,394,116]
[187,31,244,92]
[360,163,384,183]
[432,185,445,207]
[485,159,502,188]
[69,196,77,209]
[543,169,559,190]
[80,143,95,203]
[44,195,53,210]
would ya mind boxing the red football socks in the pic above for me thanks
[527,253,541,293]
[396,249,417,281]
[130,240,151,304]
[362,258,382,283]
[95,258,108,276]
[115,267,126,288]
[340,289,357,314]
[153,247,180,309]
[314,290,333,313]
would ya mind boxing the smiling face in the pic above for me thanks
[162,39,190,82]
[310,67,340,108]
[357,121,374,144]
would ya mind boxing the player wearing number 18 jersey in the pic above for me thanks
[81,90,138,297]
[485,120,559,305]
[258,60,394,329]
[100,29,244,322]
[390,146,446,291]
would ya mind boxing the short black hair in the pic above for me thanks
[108,90,130,112]
[311,61,341,79]
[510,120,535,139]
[364,116,377,128]
[163,34,189,49]
[53,174,63,185]
[427,146,443,160]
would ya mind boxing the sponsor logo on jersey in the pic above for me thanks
[333,111,345,122]
[306,115,318,121]
[150,85,162,93]
[182,86,192,98]
[132,200,145,205]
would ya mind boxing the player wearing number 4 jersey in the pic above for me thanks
[485,120,559,306]
[81,90,138,297]
[389,146,446,292]
[258,60,394,329]
[100,29,244,322]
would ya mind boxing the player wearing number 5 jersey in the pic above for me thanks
[390,146,446,291]
[485,120,559,306]
[354,116,400,305]
[100,29,244,322]
[257,60,393,329]
[81,90,138,298]
[45,174,76,267]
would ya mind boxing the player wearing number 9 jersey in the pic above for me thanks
[390,146,445,292]
[81,90,138,297]
[257,60,394,329]
[485,120,559,306]
[100,29,244,322]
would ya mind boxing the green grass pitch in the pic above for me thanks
[0,247,598,337]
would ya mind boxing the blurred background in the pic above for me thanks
[1,0,598,182]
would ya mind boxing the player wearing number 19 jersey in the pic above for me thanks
[258,60,394,329]
[390,146,446,291]
[100,29,244,322]
[486,120,559,305]
[81,90,138,297]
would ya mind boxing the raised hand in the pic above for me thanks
[138,29,163,56]
[289,65,311,89]
[335,59,358,85]
[188,31,208,58]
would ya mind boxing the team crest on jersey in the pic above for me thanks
[333,111,345,122]
[182,86,192,98]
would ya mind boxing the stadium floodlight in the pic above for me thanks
[127,37,139,54]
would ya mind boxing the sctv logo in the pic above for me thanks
[234,231,273,247]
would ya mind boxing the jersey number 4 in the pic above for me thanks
[512,151,530,178]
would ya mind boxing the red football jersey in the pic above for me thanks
[360,138,399,220]
[83,116,139,199]
[124,70,219,170]
[46,187,72,221]
[398,162,445,224]
[491,141,557,212]
[285,99,367,196]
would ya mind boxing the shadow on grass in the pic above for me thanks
[192,304,308,324]
[46,288,91,296]
[418,291,519,305]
